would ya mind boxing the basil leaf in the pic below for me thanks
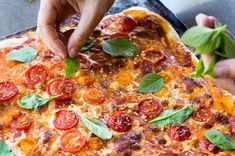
[205,129,235,150]
[138,73,164,93]
[81,38,93,52]
[149,105,193,125]
[194,34,221,55]
[181,26,215,47]
[6,46,38,62]
[102,37,136,57]
[190,57,205,78]
[18,94,57,109]
[80,115,112,140]
[65,57,80,77]
[0,140,13,156]
[220,33,235,58]
[204,54,219,76]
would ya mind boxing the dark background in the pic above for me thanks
[0,0,234,37]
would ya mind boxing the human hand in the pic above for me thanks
[37,0,114,58]
[196,13,235,95]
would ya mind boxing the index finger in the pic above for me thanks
[37,0,67,58]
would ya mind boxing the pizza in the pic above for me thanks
[0,7,235,156]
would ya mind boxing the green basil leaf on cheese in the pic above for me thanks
[6,46,38,62]
[80,115,112,140]
[149,105,193,125]
[18,94,57,109]
[102,37,136,57]
[65,57,80,77]
[138,73,164,93]
[0,140,13,156]
[81,38,93,52]
[205,129,235,150]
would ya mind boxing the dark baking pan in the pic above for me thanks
[0,0,187,40]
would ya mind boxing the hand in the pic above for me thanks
[196,13,235,95]
[37,0,114,58]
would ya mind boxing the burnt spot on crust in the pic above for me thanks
[114,131,142,156]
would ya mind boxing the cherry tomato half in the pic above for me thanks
[47,79,77,101]
[138,99,163,118]
[199,138,220,154]
[83,88,104,105]
[11,113,33,130]
[108,111,131,132]
[53,110,79,130]
[25,65,50,86]
[168,125,191,141]
[0,81,19,101]
[59,129,87,153]
[122,15,138,32]
[193,106,212,122]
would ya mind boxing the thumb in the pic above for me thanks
[214,59,235,78]
[67,2,106,58]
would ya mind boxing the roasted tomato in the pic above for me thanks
[141,49,165,65]
[83,88,105,104]
[193,106,212,122]
[78,54,92,71]
[138,99,163,118]
[108,111,131,132]
[47,79,77,101]
[59,129,87,153]
[0,80,18,101]
[11,113,33,130]
[122,15,138,32]
[199,138,220,154]
[168,125,191,141]
[53,110,79,130]
[25,65,50,86]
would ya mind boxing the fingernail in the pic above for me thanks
[69,47,78,58]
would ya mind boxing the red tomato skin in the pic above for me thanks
[11,113,33,130]
[53,110,79,130]
[25,65,50,86]
[0,81,19,101]
[83,88,105,105]
[122,15,138,32]
[168,125,191,141]
[47,79,76,102]
[108,111,132,132]
[138,99,163,118]
[199,138,220,154]
[59,129,87,153]
[193,106,212,122]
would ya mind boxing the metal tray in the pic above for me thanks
[0,0,187,40]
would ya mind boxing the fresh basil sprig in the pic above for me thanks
[80,115,112,140]
[102,37,136,57]
[181,24,235,78]
[205,129,235,150]
[190,57,205,78]
[6,46,38,62]
[65,57,80,77]
[81,38,93,52]
[0,140,13,156]
[18,94,57,109]
[149,105,193,125]
[138,73,164,93]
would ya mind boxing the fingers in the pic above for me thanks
[215,78,235,95]
[67,0,114,58]
[37,0,67,58]
[213,59,235,78]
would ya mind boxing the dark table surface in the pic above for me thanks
[0,0,234,37]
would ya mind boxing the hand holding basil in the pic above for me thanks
[138,73,164,93]
[149,105,193,125]
[18,94,57,109]
[80,115,112,140]
[205,129,235,150]
[181,23,235,78]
